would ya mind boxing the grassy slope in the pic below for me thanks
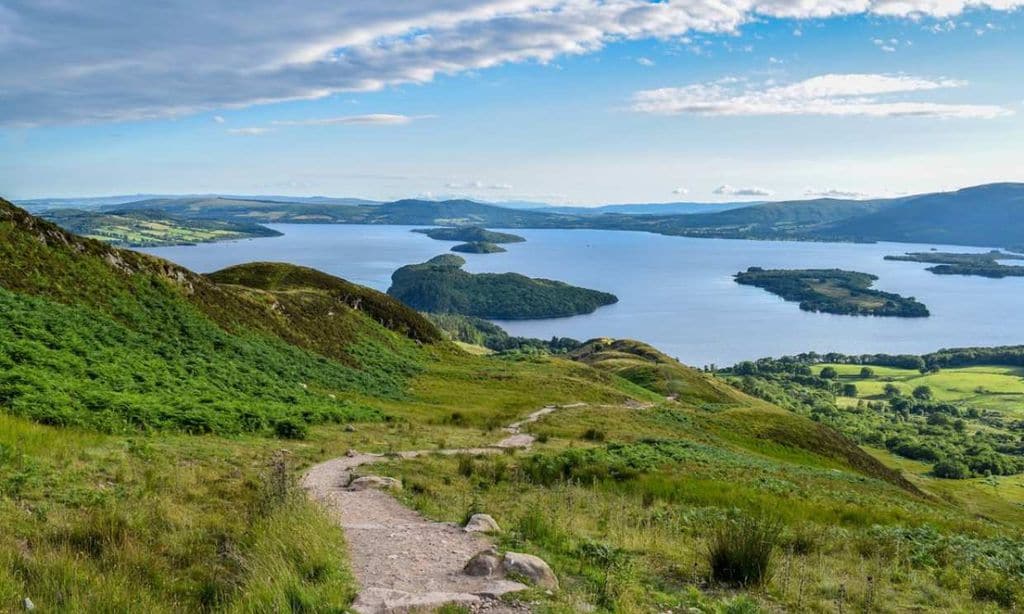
[3,198,1023,611]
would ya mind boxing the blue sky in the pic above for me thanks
[0,1,1021,204]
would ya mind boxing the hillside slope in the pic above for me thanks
[818,183,1024,246]
[3,198,1022,612]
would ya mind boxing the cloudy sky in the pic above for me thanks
[0,1,1021,204]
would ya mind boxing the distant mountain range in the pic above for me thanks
[17,182,1024,249]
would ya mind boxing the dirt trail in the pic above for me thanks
[302,404,579,614]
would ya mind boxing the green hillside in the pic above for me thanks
[3,198,1024,611]
[821,183,1024,246]
[104,183,1024,249]
[39,208,281,247]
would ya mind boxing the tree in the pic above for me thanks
[841,383,859,397]
[884,383,902,398]
[860,367,875,379]
[912,385,934,401]
[820,367,838,380]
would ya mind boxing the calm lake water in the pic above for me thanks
[143,225,1024,366]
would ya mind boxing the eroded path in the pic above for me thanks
[302,404,582,614]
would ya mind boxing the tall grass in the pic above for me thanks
[708,515,781,587]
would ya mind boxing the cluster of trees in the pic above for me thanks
[725,358,1024,479]
[426,313,581,354]
[734,268,930,318]
[886,250,1024,279]
[737,347,1024,373]
[412,226,526,244]
[388,254,618,319]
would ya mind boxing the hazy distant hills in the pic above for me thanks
[815,183,1024,246]
[21,182,1024,249]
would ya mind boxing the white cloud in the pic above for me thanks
[227,127,271,135]
[714,184,773,197]
[212,115,225,124]
[637,57,655,67]
[672,187,689,195]
[804,188,869,198]
[1,0,1022,125]
[631,73,1013,119]
[445,180,512,191]
[272,113,428,126]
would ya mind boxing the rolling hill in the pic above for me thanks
[3,196,1024,611]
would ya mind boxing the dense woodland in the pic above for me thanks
[412,226,526,244]
[388,254,618,319]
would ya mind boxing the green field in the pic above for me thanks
[815,363,1024,414]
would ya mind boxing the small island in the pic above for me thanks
[388,254,618,319]
[451,241,506,254]
[735,267,929,317]
[885,250,1024,278]
[413,225,526,244]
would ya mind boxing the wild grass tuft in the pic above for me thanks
[708,514,781,587]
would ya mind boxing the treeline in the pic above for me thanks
[730,346,1024,374]
[724,355,1024,479]
[426,313,581,354]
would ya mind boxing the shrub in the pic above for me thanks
[971,572,1017,608]
[708,515,781,587]
[582,428,606,442]
[933,460,970,479]
[820,367,838,380]
[272,417,308,440]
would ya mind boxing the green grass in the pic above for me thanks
[376,402,1024,613]
[0,414,357,612]
[815,364,1024,414]
[5,198,1024,612]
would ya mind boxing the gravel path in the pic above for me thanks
[302,404,574,614]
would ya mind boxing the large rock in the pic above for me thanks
[502,552,559,590]
[464,513,501,534]
[464,549,502,577]
[348,476,402,492]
